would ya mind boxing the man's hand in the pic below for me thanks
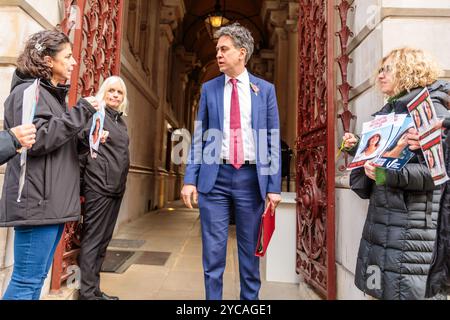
[342,132,357,149]
[10,124,36,149]
[100,130,109,144]
[267,193,282,209]
[406,128,420,151]
[364,161,376,180]
[181,184,198,209]
[84,96,99,111]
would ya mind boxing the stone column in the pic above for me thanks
[249,49,275,83]
[262,1,299,191]
[270,26,289,141]
[156,0,185,208]
[171,46,198,199]
[173,46,198,129]
[285,7,299,152]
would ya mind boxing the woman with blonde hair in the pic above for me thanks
[77,76,130,300]
[341,47,449,299]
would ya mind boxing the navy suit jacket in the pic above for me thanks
[184,73,281,200]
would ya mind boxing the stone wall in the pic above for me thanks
[335,0,450,299]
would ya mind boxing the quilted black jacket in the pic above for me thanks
[350,81,449,300]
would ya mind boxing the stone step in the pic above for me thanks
[42,285,78,300]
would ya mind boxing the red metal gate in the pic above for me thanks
[50,0,124,293]
[296,0,354,300]
[295,0,336,299]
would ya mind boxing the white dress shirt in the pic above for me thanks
[221,68,256,161]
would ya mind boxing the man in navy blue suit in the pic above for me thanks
[181,22,281,300]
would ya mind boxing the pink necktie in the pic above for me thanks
[229,78,244,169]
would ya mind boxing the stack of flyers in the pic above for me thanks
[17,79,40,202]
[348,113,415,171]
[372,115,415,170]
[407,88,449,185]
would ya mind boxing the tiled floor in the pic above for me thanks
[100,201,306,300]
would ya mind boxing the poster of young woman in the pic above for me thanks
[89,101,105,159]
[407,87,449,185]
[347,113,397,169]
[372,116,415,170]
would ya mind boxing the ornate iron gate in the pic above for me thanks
[295,0,336,299]
[50,0,124,293]
[296,0,354,300]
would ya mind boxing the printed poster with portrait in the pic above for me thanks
[407,88,449,185]
[347,113,398,169]
[372,115,415,170]
[89,102,105,159]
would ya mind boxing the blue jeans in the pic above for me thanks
[2,224,65,300]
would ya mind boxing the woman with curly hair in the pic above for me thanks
[341,47,449,300]
[0,30,99,300]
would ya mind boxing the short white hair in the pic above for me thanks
[95,76,129,116]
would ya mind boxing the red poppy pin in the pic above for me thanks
[250,83,259,96]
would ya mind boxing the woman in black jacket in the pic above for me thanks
[342,48,448,300]
[77,76,130,300]
[0,30,98,300]
[425,90,450,297]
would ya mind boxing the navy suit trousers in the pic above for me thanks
[198,164,265,300]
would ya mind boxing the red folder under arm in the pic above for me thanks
[255,203,275,257]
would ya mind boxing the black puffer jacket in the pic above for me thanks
[351,81,449,300]
[425,80,450,297]
[0,70,96,227]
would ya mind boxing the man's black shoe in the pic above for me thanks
[79,295,103,300]
[98,292,119,300]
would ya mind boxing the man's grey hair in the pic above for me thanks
[215,22,254,64]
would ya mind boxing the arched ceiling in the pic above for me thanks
[179,0,266,82]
